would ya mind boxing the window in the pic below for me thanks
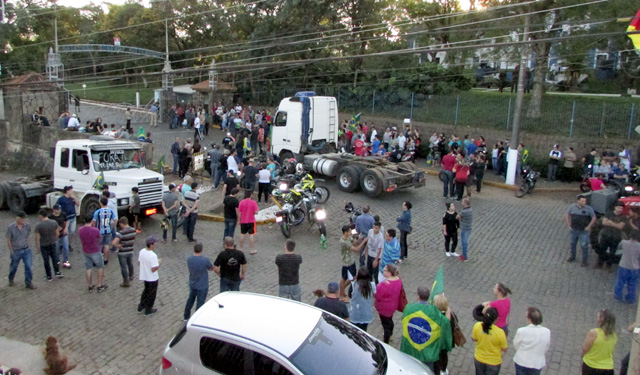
[91,149,142,171]
[275,112,287,127]
[60,148,70,168]
[72,150,89,171]
[200,337,293,375]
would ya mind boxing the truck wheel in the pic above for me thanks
[280,151,294,163]
[80,196,101,223]
[8,187,28,214]
[360,169,384,197]
[336,166,360,192]
[0,182,10,210]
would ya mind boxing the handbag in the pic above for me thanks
[397,286,408,312]
[451,311,467,347]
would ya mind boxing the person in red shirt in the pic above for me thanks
[453,159,470,201]
[354,136,365,156]
[441,150,457,198]
[238,190,259,255]
[589,174,607,191]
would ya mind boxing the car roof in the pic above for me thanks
[188,292,322,357]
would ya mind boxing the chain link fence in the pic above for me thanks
[262,88,640,140]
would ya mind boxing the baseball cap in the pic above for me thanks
[327,282,339,293]
[53,204,61,210]
[146,236,158,246]
[168,183,176,190]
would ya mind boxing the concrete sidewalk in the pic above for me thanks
[0,337,82,375]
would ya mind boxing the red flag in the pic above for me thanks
[628,8,640,54]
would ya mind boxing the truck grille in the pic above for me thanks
[138,181,163,207]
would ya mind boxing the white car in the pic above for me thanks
[160,292,433,375]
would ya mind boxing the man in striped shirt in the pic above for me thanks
[183,182,200,243]
[91,197,117,265]
[111,217,138,287]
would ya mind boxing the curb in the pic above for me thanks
[420,169,579,193]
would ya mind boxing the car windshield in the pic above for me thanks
[92,149,143,171]
[289,313,387,375]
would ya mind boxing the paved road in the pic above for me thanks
[0,103,636,374]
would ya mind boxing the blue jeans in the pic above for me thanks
[9,248,33,285]
[118,252,134,283]
[515,363,541,375]
[220,277,241,292]
[442,170,454,197]
[614,267,639,303]
[475,359,501,375]
[278,284,301,301]
[162,213,178,241]
[185,213,197,241]
[172,155,179,174]
[461,230,471,258]
[184,288,208,319]
[224,218,237,239]
[56,235,69,262]
[214,168,225,188]
[569,229,590,263]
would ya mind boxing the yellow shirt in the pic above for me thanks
[583,328,617,370]
[472,322,508,366]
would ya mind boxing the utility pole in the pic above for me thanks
[505,15,530,186]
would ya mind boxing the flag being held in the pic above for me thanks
[93,171,105,190]
[430,265,444,303]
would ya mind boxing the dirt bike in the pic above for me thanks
[515,166,540,198]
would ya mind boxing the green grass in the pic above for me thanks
[66,81,155,105]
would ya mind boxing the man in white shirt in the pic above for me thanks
[370,127,377,143]
[138,236,161,316]
[227,149,239,174]
[365,222,384,284]
[67,114,80,129]
[397,133,407,151]
[193,116,202,140]
[513,307,551,375]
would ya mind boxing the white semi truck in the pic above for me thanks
[272,92,425,196]
[0,136,165,219]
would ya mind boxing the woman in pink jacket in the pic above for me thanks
[374,264,403,343]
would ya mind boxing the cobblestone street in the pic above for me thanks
[0,103,637,374]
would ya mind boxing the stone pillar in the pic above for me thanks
[160,89,176,126]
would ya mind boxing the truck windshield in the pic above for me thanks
[92,149,143,171]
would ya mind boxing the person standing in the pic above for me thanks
[111,217,137,287]
[314,282,349,320]
[275,239,302,301]
[56,185,78,262]
[208,144,223,190]
[7,211,36,289]
[452,159,470,201]
[161,183,180,243]
[547,145,562,182]
[125,107,132,131]
[238,190,259,254]
[129,187,141,233]
[222,169,239,197]
[475,153,487,193]
[613,229,640,304]
[339,225,366,301]
[396,201,412,262]
[595,202,627,272]
[581,309,617,375]
[78,213,106,293]
[257,163,271,203]
[561,146,577,182]
[458,198,473,262]
[49,204,69,270]
[349,267,376,331]
[441,150,457,198]
[378,229,400,283]
[149,103,158,127]
[566,195,597,267]
[472,307,508,375]
[91,197,117,265]
[242,159,259,193]
[184,243,214,320]
[213,237,247,292]
[138,236,161,316]
[513,307,551,375]
[483,282,512,336]
[365,222,384,283]
[375,264,403,344]
[183,182,200,243]
[223,188,240,240]
[442,202,460,257]
[171,137,180,176]
[433,294,457,375]
[34,209,62,282]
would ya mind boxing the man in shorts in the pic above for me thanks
[238,190,258,254]
[78,213,107,293]
[91,197,117,265]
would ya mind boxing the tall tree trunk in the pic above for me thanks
[527,41,550,119]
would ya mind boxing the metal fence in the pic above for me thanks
[268,88,640,140]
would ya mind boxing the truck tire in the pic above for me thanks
[8,187,27,214]
[80,196,101,223]
[0,182,10,210]
[336,166,360,193]
[280,151,294,163]
[360,169,384,197]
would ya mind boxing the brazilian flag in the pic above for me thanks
[401,303,452,363]
[137,126,146,142]
[348,113,361,132]
[430,265,444,303]
[157,155,167,172]
[93,171,105,190]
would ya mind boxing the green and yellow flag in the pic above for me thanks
[348,113,361,131]
[628,8,640,55]
[401,303,452,362]
[93,171,105,190]
[156,155,166,172]
[137,126,146,141]
[430,265,444,303]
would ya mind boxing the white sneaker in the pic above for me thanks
[451,252,460,257]
[445,252,451,257]
[440,370,450,375]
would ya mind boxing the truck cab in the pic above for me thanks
[50,136,165,220]
[271,92,338,160]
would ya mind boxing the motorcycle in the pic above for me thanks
[271,162,330,204]
[344,202,362,235]
[275,188,327,238]
[515,165,540,198]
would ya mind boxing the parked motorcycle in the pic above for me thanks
[271,162,330,204]
[275,188,327,238]
[344,202,362,235]
[515,166,540,198]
